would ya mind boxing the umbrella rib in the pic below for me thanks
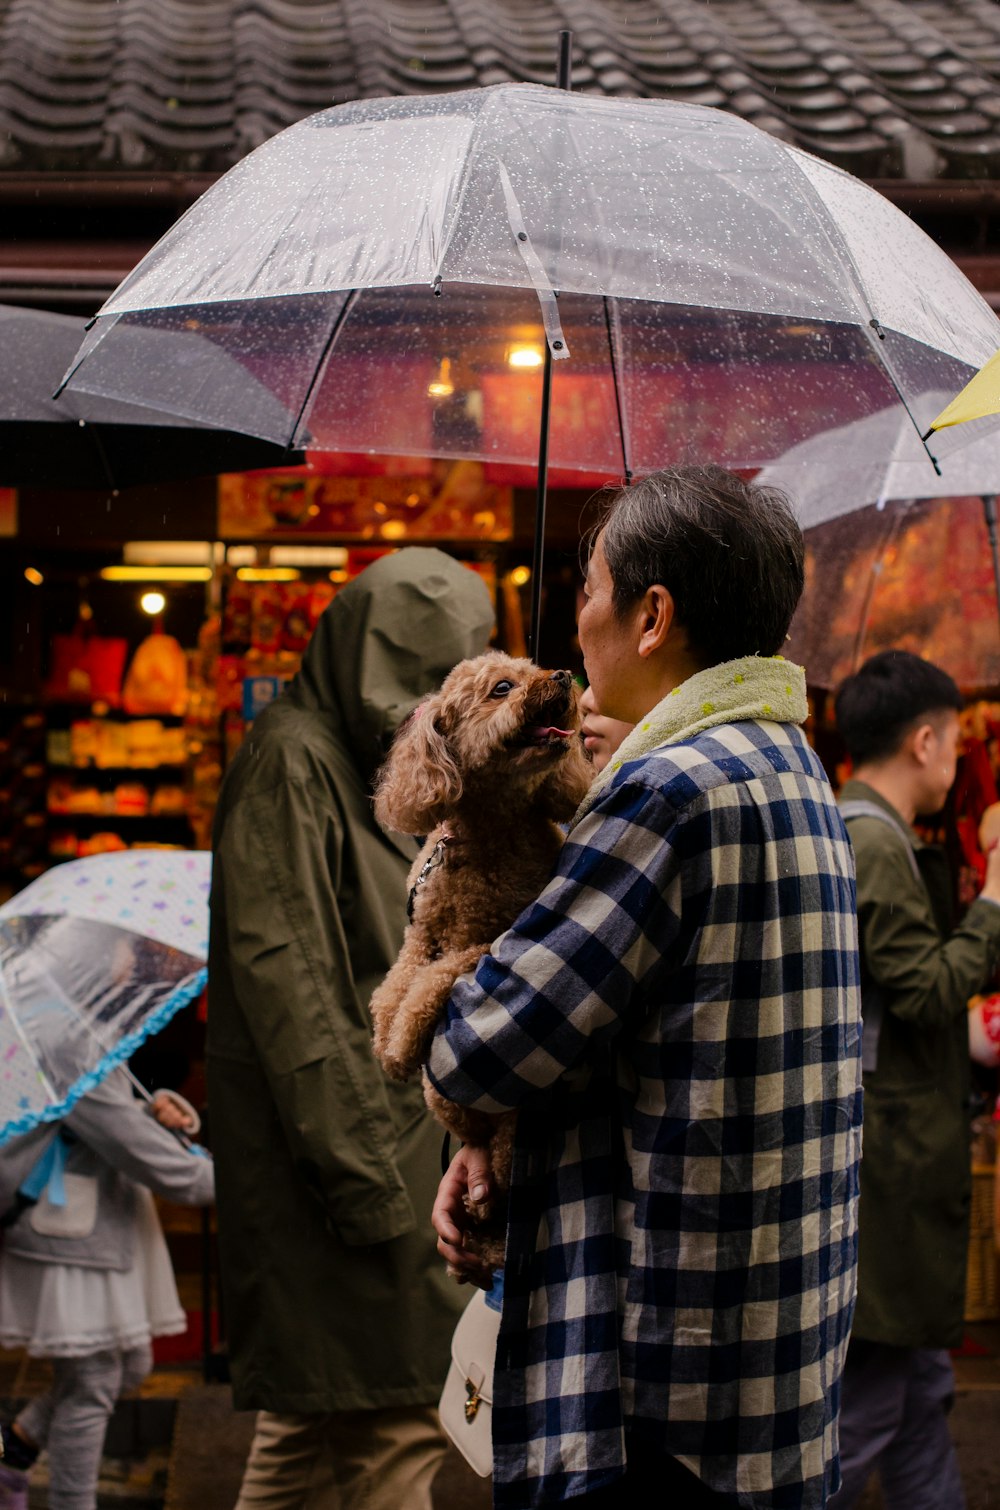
[602,296,631,484]
[0,966,59,1106]
[87,425,119,493]
[289,289,359,448]
[782,148,945,475]
[497,160,570,360]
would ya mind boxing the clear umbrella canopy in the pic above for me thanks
[789,495,1000,691]
[61,85,1000,480]
[757,394,1000,531]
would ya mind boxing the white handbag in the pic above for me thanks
[438,1287,501,1478]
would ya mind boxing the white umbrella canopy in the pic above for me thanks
[60,84,1000,481]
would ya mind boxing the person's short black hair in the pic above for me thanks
[834,650,962,766]
[596,465,804,665]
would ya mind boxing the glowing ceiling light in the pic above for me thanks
[101,566,212,582]
[510,565,531,587]
[508,345,544,370]
[140,591,167,616]
[23,567,43,586]
[428,356,455,397]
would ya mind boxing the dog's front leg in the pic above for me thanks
[379,944,485,1081]
[370,927,438,1075]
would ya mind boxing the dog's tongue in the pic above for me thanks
[528,725,573,740]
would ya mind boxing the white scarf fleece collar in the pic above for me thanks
[574,654,809,823]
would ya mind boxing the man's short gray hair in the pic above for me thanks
[597,465,804,667]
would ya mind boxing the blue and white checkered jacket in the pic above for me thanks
[428,717,862,1508]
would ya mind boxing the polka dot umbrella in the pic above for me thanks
[0,850,210,1144]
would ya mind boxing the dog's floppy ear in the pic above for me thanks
[534,739,593,822]
[374,698,463,835]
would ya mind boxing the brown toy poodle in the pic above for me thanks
[371,650,592,1268]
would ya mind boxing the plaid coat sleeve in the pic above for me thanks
[426,776,684,1110]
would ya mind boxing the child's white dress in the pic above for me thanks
[0,1185,186,1357]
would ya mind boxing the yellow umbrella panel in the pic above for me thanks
[926,349,1000,436]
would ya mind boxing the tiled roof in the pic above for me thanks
[3,0,1000,178]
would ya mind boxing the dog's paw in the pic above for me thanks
[379,1049,417,1082]
[462,1190,492,1225]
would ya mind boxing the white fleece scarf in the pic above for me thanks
[574,654,809,823]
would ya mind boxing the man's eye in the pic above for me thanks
[490,680,516,698]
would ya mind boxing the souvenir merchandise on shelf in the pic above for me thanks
[42,629,198,863]
[214,576,332,763]
[43,628,129,706]
[0,710,48,898]
[122,630,190,717]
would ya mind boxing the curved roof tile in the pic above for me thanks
[1,0,1000,176]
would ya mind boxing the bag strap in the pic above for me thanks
[840,799,922,887]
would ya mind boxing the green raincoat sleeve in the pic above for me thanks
[213,765,417,1247]
[853,820,1000,1035]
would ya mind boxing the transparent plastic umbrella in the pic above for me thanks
[757,395,1000,531]
[0,850,210,1145]
[788,494,1000,691]
[760,397,1000,687]
[59,84,1000,632]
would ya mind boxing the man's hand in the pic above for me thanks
[431,1144,495,1289]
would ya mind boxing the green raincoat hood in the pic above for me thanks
[290,547,494,776]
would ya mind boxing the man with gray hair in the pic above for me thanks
[431,466,862,1508]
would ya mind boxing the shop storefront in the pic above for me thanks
[0,453,603,902]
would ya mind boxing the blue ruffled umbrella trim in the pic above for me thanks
[0,967,208,1147]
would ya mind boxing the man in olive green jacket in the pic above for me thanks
[207,548,493,1509]
[832,650,1000,1510]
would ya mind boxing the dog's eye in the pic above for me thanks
[489,679,516,699]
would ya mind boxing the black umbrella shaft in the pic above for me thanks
[529,349,555,658]
[557,30,572,89]
[528,30,573,660]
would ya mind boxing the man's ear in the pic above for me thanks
[908,721,936,768]
[637,585,675,660]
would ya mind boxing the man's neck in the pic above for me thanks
[851,764,917,827]
[629,647,708,723]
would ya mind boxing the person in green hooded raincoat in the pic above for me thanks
[832,650,1000,1510]
[207,547,494,1510]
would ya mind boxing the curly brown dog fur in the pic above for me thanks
[370,651,592,1268]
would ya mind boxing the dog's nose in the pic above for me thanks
[550,669,571,686]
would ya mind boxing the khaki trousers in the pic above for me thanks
[233,1405,447,1510]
